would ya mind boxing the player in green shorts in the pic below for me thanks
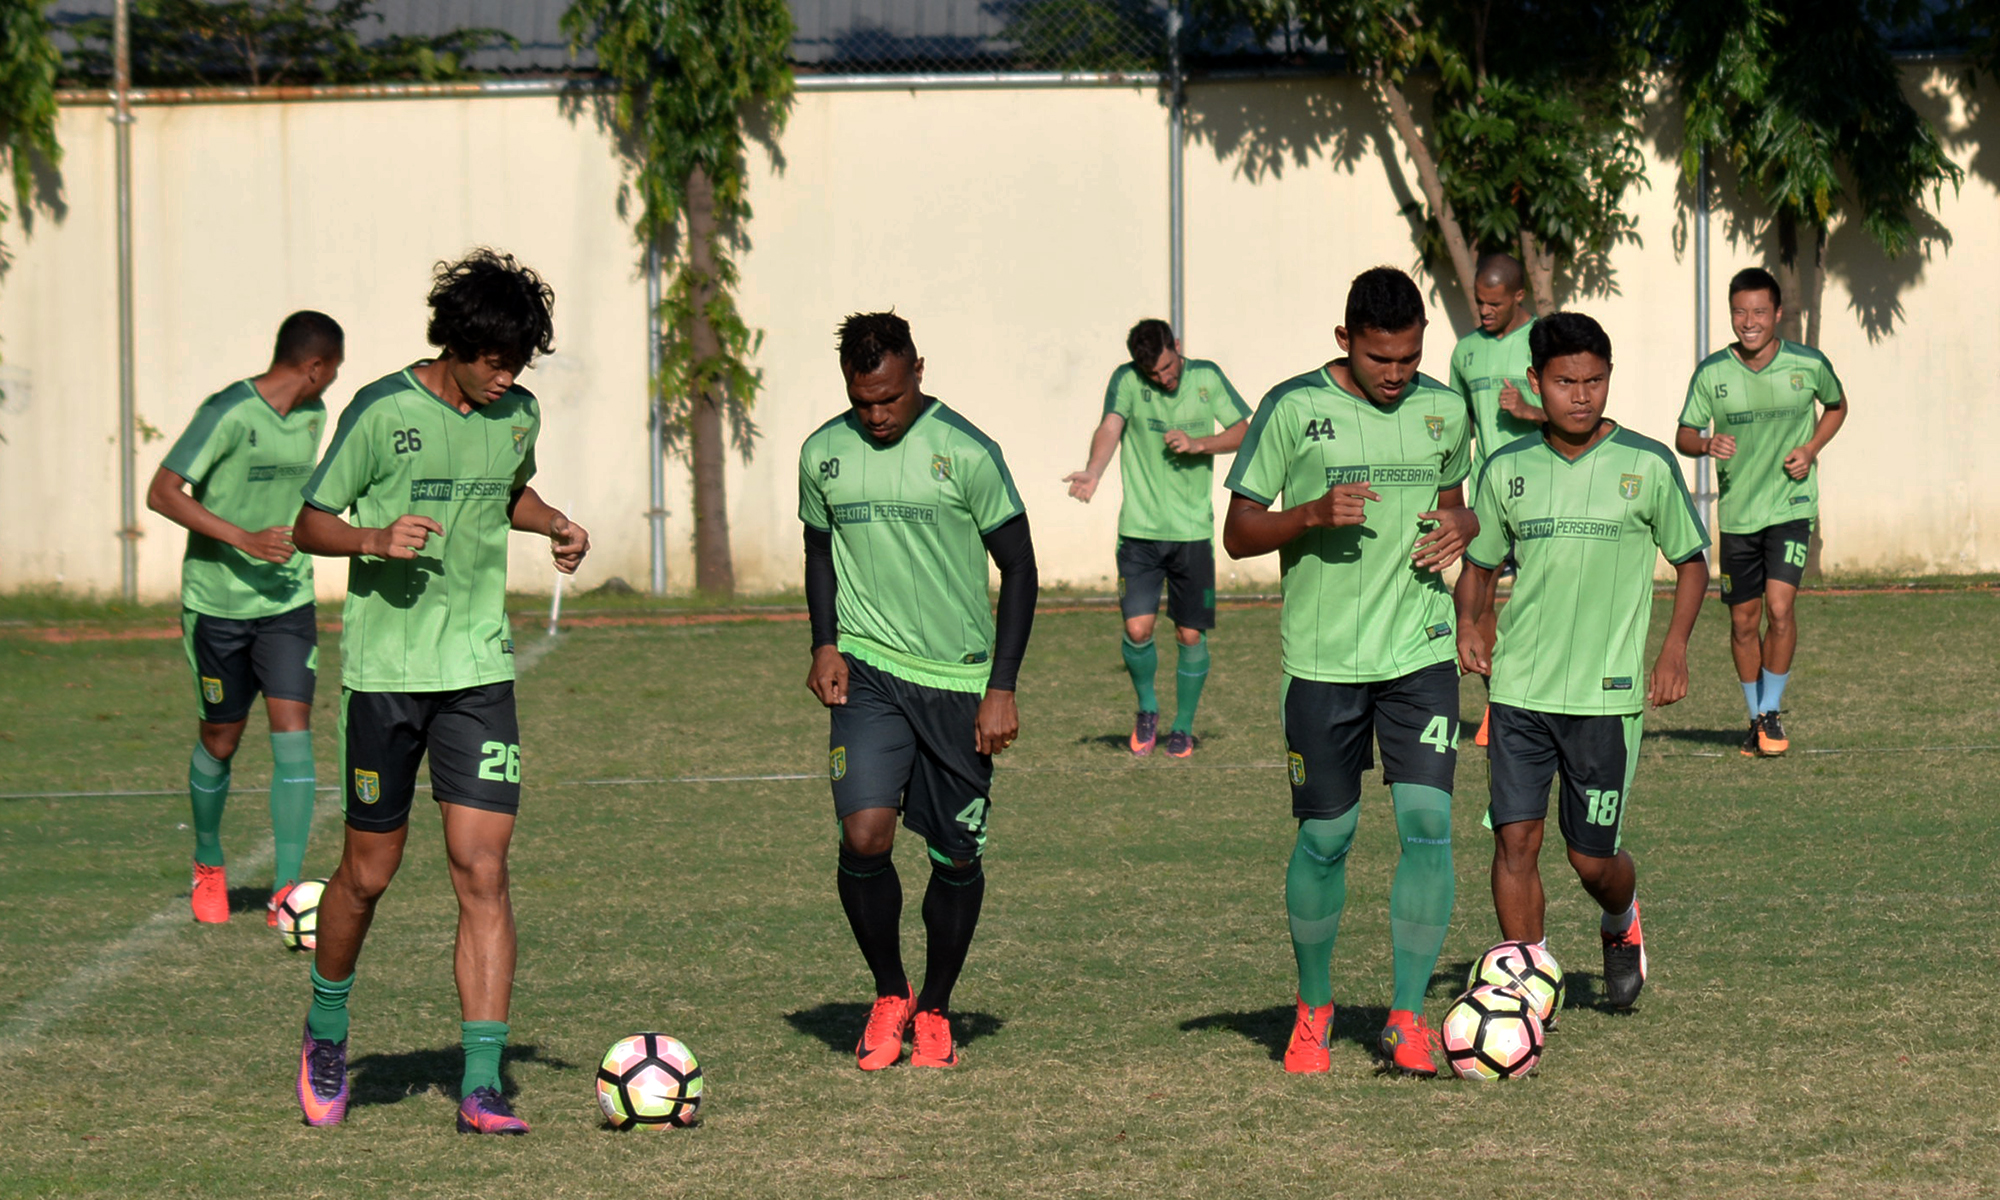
[1064,320,1249,757]
[290,250,590,1134]
[1676,268,1847,757]
[147,311,343,926]
[1447,254,1543,750]
[1223,267,1477,1078]
[801,312,1038,1071]
[1455,311,1708,1011]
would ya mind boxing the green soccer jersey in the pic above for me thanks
[798,398,1027,693]
[1448,318,1539,471]
[1225,367,1472,684]
[1677,341,1844,534]
[301,366,539,693]
[1104,358,1251,542]
[160,380,326,619]
[1467,425,1708,716]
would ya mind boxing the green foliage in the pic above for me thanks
[562,0,794,456]
[60,0,517,87]
[0,0,61,268]
[1003,0,1166,72]
[1664,0,1962,260]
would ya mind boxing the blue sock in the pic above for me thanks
[1758,670,1790,715]
[1740,681,1760,722]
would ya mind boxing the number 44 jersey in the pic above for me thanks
[302,365,540,693]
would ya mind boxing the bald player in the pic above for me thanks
[1447,254,1544,747]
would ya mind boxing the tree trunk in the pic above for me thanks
[1774,213,1805,343]
[1804,222,1827,349]
[1517,228,1558,316]
[1378,77,1479,313]
[685,164,736,598]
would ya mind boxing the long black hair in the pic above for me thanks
[426,248,556,367]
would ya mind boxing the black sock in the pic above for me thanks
[915,856,985,1014]
[837,844,907,997]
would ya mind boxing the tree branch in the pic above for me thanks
[1378,74,1477,312]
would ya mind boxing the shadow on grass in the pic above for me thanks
[226,885,272,915]
[1646,727,1750,749]
[782,1003,1005,1054]
[1558,969,1637,1015]
[1079,733,1134,753]
[347,1043,575,1106]
[1180,1003,1396,1059]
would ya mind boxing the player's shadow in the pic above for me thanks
[783,1003,1004,1054]
[1180,1003,1394,1060]
[225,885,272,915]
[1559,969,1634,1016]
[1080,733,1134,753]
[346,1044,573,1107]
[1645,727,1753,749]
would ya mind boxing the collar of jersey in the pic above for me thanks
[1479,317,1535,345]
[241,377,320,423]
[1317,364,1410,412]
[849,396,938,448]
[1727,341,1788,375]
[1540,419,1620,466]
[403,363,491,419]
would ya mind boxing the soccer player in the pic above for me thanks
[1063,320,1249,757]
[1677,268,1846,757]
[1222,267,1476,1078]
[290,250,589,1134]
[146,311,343,926]
[800,312,1038,1071]
[1455,311,1708,1011]
[1447,254,1544,749]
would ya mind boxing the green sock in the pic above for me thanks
[268,731,316,891]
[1388,783,1454,1012]
[1121,635,1159,713]
[462,1021,509,1096]
[307,965,353,1043]
[1169,636,1210,733]
[189,743,231,867]
[1286,811,1358,1008]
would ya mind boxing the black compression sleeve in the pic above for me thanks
[804,525,838,649]
[980,514,1038,692]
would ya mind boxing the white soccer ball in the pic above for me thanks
[1467,940,1565,1025]
[1442,985,1544,1081]
[275,879,327,951]
[597,1033,703,1129]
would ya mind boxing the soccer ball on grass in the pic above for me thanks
[275,878,327,951]
[1442,984,1544,1080]
[597,1033,702,1129]
[1466,940,1565,1025]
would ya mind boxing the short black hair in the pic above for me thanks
[426,248,556,367]
[1728,267,1782,308]
[271,310,343,365]
[1529,310,1613,373]
[1344,266,1426,335]
[837,311,917,376]
[1126,318,1176,371]
[1475,252,1525,292]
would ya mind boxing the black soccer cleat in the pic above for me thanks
[1756,711,1790,756]
[1740,717,1764,758]
[1600,902,1648,1009]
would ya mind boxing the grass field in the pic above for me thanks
[2,588,1997,1198]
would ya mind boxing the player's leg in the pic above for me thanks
[831,657,920,1069]
[298,689,424,1127]
[1117,538,1166,754]
[425,682,530,1132]
[1754,521,1810,755]
[253,603,320,918]
[1373,663,1460,1078]
[1162,541,1216,757]
[1486,704,1562,943]
[182,611,258,922]
[1552,712,1646,1007]
[1279,676,1371,1072]
[1471,561,1505,747]
[1718,530,1769,755]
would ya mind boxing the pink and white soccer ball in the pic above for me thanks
[596,1033,703,1129]
[1442,984,1545,1080]
[1466,940,1565,1025]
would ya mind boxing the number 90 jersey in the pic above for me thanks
[302,366,540,693]
[1226,368,1471,685]
[798,399,1025,694]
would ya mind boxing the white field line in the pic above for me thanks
[0,631,572,1051]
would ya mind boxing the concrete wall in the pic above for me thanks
[3,71,1996,601]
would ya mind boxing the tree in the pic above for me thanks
[1663,0,1963,344]
[0,0,62,431]
[1208,0,1651,315]
[563,0,794,598]
[59,0,516,87]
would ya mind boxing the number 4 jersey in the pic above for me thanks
[301,366,540,693]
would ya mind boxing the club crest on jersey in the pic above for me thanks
[1287,752,1306,787]
[931,454,952,483]
[201,676,223,705]
[353,769,381,805]
[1619,473,1643,500]
[1790,372,1806,391]
[309,419,321,439]
[511,426,528,455]
[829,746,847,781]
[1424,416,1444,441]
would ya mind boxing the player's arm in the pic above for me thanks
[1413,483,1478,572]
[1222,483,1379,558]
[1453,559,1497,676]
[802,523,847,708]
[1498,378,1547,423]
[1064,412,1125,502]
[508,486,590,574]
[146,466,296,565]
[1646,554,1709,708]
[1165,417,1248,456]
[293,502,439,560]
[1675,424,1735,460]
[1783,399,1847,480]
[976,514,1038,755]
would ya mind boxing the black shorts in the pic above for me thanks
[1116,538,1216,630]
[1718,519,1811,605]
[180,603,318,724]
[829,655,992,862]
[1282,660,1459,820]
[340,682,521,833]
[1485,704,1643,859]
